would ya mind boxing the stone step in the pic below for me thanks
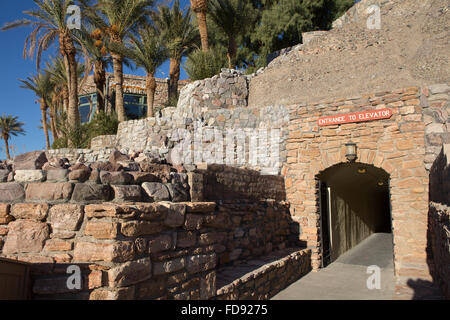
[215,248,311,300]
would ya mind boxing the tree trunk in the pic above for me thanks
[112,53,126,122]
[146,73,157,118]
[62,86,69,115]
[49,103,58,141]
[94,59,106,113]
[50,95,59,141]
[3,135,10,160]
[60,32,80,148]
[196,10,209,52]
[67,50,80,129]
[227,37,237,69]
[169,58,181,106]
[40,99,50,150]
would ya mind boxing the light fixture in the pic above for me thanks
[378,181,385,186]
[345,141,357,162]
[358,168,367,174]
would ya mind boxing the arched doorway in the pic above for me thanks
[318,163,393,267]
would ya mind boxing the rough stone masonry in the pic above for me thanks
[0,0,449,300]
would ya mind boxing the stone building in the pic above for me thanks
[0,0,448,300]
[78,73,191,122]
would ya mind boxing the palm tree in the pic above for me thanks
[2,0,81,137]
[190,0,209,51]
[154,0,199,104]
[46,57,86,143]
[46,57,70,115]
[0,115,25,160]
[46,56,86,111]
[80,0,155,122]
[209,0,249,69]
[117,26,168,117]
[19,71,55,149]
[76,27,111,113]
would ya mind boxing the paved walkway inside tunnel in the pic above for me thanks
[273,233,396,300]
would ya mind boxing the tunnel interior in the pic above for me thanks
[318,163,392,267]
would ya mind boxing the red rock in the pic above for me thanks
[53,253,72,263]
[73,241,135,263]
[163,203,186,228]
[120,221,163,237]
[135,203,168,220]
[13,151,48,170]
[48,204,84,231]
[3,220,50,254]
[100,171,133,185]
[85,221,118,239]
[26,183,73,201]
[177,231,197,248]
[186,254,217,274]
[89,287,135,300]
[71,184,113,202]
[0,226,9,236]
[0,183,25,202]
[11,203,49,221]
[112,185,142,202]
[139,163,174,182]
[108,258,152,287]
[153,258,185,276]
[84,204,137,218]
[185,202,217,213]
[90,161,121,172]
[109,150,129,164]
[129,172,160,184]
[43,239,73,252]
[0,204,10,217]
[87,270,103,289]
[49,204,84,231]
[148,234,172,253]
[68,168,91,182]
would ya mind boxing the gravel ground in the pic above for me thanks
[248,0,450,107]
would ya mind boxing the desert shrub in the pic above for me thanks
[52,111,119,149]
[184,46,228,81]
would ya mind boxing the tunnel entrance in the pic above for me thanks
[318,163,392,267]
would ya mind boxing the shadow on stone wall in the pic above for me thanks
[423,146,449,299]
[197,164,303,249]
[405,278,444,300]
[199,164,287,202]
[429,147,450,206]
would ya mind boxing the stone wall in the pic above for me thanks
[428,202,450,299]
[283,85,431,283]
[428,144,450,299]
[215,248,311,300]
[90,136,117,150]
[176,69,249,116]
[0,150,306,300]
[84,69,289,175]
[197,164,286,202]
[422,84,450,170]
[46,148,116,164]
[0,198,297,300]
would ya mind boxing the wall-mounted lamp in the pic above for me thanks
[345,141,357,162]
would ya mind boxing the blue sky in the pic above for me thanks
[0,0,191,159]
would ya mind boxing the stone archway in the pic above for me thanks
[316,162,392,267]
[283,98,430,284]
[285,144,429,279]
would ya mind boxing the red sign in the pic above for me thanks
[318,108,393,127]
